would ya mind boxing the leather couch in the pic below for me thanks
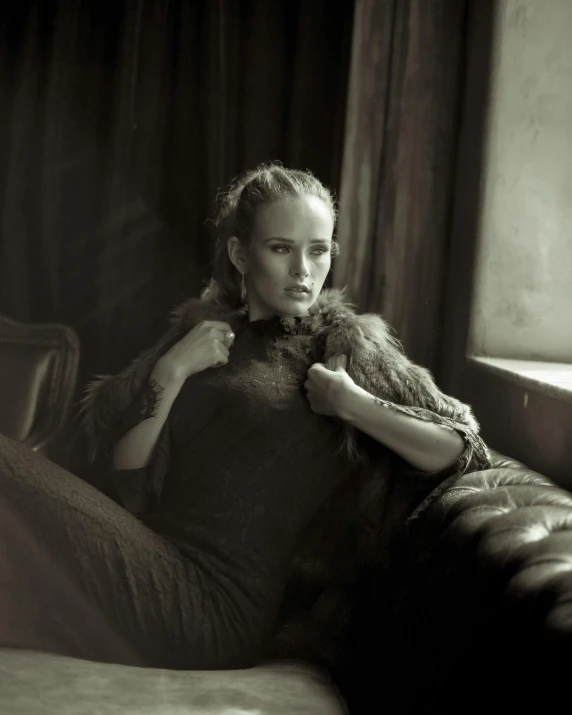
[344,452,572,713]
[1,317,571,713]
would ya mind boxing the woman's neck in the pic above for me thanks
[247,300,311,323]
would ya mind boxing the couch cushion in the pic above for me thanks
[0,648,347,715]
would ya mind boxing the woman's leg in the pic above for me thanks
[0,435,221,668]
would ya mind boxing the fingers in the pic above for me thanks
[217,343,230,360]
[304,391,329,415]
[204,321,234,332]
[325,354,347,371]
[201,322,235,348]
[212,341,230,368]
[198,321,233,369]
[307,363,327,380]
[325,356,338,370]
[213,344,230,367]
[195,321,234,341]
[221,330,235,348]
[304,372,322,393]
[206,322,235,347]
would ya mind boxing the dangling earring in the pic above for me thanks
[240,272,248,305]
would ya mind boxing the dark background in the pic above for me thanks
[0,0,354,384]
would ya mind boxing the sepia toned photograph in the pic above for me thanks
[0,1,570,713]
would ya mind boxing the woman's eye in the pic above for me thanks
[271,245,329,256]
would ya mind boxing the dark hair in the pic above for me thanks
[201,161,339,305]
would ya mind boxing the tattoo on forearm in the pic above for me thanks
[137,378,165,420]
[112,378,166,446]
[371,396,400,412]
[370,395,465,442]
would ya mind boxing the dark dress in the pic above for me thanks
[0,314,356,669]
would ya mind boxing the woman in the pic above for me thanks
[0,162,490,675]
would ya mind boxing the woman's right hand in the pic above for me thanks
[159,321,235,381]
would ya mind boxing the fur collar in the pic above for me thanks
[81,286,482,465]
[167,287,403,366]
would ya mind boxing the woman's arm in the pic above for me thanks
[305,353,489,476]
[337,382,465,473]
[112,357,185,470]
[111,319,236,470]
[81,317,233,515]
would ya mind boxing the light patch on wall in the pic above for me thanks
[469,356,572,406]
[468,0,572,364]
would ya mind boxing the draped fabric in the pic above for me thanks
[0,0,354,474]
[333,0,468,373]
[0,0,353,378]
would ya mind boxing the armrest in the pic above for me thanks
[0,314,80,451]
[358,457,572,712]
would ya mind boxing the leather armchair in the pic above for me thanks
[0,313,80,452]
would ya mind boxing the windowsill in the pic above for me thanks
[468,356,572,406]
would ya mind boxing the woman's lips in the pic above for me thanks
[284,287,309,299]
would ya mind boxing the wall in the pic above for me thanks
[469,0,572,361]
[440,0,572,489]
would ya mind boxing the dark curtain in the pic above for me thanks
[333,0,468,375]
[0,0,354,474]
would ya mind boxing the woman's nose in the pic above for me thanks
[291,258,309,278]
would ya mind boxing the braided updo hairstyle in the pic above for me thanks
[201,161,340,306]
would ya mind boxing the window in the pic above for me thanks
[467,0,572,407]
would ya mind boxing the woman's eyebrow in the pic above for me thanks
[265,237,331,244]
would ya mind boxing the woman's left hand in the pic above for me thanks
[304,354,356,417]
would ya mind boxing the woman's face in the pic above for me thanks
[239,195,334,321]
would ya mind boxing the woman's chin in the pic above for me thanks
[275,291,313,316]
[248,290,316,320]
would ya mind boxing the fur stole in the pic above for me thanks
[79,288,491,673]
